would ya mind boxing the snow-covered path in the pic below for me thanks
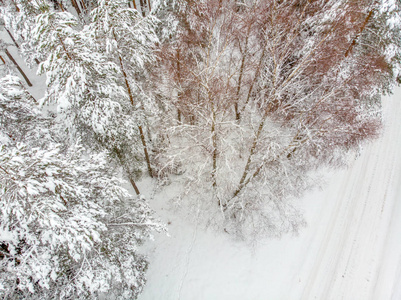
[299,89,401,299]
[139,89,401,300]
[301,90,401,299]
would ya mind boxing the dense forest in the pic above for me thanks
[0,0,400,298]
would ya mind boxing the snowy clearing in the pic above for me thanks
[138,87,401,300]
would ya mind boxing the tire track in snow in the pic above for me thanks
[301,90,401,300]
[300,155,365,299]
[332,115,395,299]
[335,94,401,299]
[369,94,401,300]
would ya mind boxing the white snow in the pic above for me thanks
[138,88,401,300]
[0,29,46,100]
[2,19,401,300]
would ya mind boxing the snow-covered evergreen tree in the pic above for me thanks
[8,0,148,187]
[0,75,164,299]
[86,0,160,178]
[0,0,43,66]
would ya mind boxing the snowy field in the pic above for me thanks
[138,88,401,300]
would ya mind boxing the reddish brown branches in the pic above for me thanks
[155,0,388,223]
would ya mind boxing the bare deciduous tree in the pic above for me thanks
[154,0,399,238]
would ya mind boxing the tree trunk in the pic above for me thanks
[18,80,38,103]
[5,28,19,48]
[118,54,134,104]
[345,10,374,57]
[129,177,141,195]
[139,0,146,16]
[176,49,183,123]
[112,25,154,178]
[79,0,87,13]
[232,110,268,199]
[114,147,141,195]
[6,27,40,64]
[211,108,218,188]
[4,49,32,87]
[240,46,266,115]
[70,0,81,15]
[234,102,240,122]
[235,34,249,121]
[57,0,66,11]
[116,50,154,178]
[138,125,154,178]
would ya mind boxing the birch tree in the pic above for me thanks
[155,0,401,238]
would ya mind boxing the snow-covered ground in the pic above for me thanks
[3,24,400,300]
[138,88,401,300]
